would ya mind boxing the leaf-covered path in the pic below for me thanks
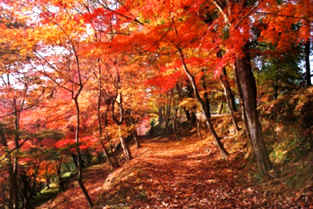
[99,135,268,209]
[38,134,306,209]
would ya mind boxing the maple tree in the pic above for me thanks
[0,0,312,208]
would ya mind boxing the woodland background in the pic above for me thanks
[0,0,312,208]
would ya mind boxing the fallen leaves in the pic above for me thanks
[37,134,312,209]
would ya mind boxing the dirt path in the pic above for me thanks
[38,134,302,209]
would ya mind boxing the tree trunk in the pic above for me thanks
[218,100,224,115]
[96,70,117,169]
[74,99,93,208]
[184,108,191,121]
[120,136,133,162]
[221,68,237,111]
[178,47,229,158]
[220,68,240,132]
[236,75,253,148]
[100,139,117,168]
[172,83,182,141]
[13,108,20,209]
[165,92,172,133]
[119,126,133,162]
[158,104,164,126]
[305,39,311,86]
[186,80,197,123]
[106,132,120,168]
[20,171,31,209]
[172,111,181,141]
[235,47,272,173]
[133,131,141,149]
[201,70,211,118]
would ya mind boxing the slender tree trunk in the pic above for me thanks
[106,132,120,168]
[158,103,164,126]
[304,39,311,86]
[119,126,133,162]
[100,139,116,168]
[186,80,197,123]
[220,68,239,132]
[165,92,172,133]
[184,108,191,121]
[13,107,20,209]
[235,47,272,173]
[133,131,141,149]
[178,47,229,158]
[74,99,93,208]
[218,100,224,115]
[191,108,197,123]
[201,70,211,118]
[96,68,117,169]
[172,111,181,141]
[221,68,237,111]
[29,163,39,198]
[236,77,253,148]
[172,83,182,141]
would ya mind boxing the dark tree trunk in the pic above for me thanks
[74,99,93,208]
[20,171,31,209]
[201,70,211,118]
[221,68,237,111]
[178,47,229,158]
[133,131,141,149]
[184,108,191,121]
[106,132,120,168]
[172,83,182,141]
[235,73,252,147]
[235,47,272,173]
[172,111,181,141]
[220,68,239,132]
[191,109,197,123]
[186,80,197,123]
[100,139,117,168]
[71,154,78,169]
[304,39,311,86]
[30,164,40,198]
[111,149,120,168]
[218,100,224,115]
[96,67,118,169]
[165,92,172,133]
[158,104,164,126]
[13,108,20,209]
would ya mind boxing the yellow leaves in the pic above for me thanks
[106,123,135,139]
[179,98,198,110]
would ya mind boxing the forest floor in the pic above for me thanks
[36,127,312,209]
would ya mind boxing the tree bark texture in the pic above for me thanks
[235,48,272,173]
[220,68,240,132]
[74,99,93,208]
[116,127,132,163]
